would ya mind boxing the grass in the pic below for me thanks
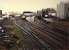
[14,25,23,39]
[9,25,24,50]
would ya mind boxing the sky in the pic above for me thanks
[61,0,69,3]
[0,0,61,13]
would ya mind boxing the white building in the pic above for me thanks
[57,2,69,19]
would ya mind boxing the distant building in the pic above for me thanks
[57,2,69,19]
[21,11,36,22]
[37,10,42,16]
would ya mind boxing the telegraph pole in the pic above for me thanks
[0,10,3,26]
[0,10,2,17]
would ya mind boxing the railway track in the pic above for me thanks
[21,19,68,49]
[15,18,49,50]
[30,19,68,49]
[15,17,68,50]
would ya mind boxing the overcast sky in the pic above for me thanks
[0,0,61,13]
[61,0,69,3]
